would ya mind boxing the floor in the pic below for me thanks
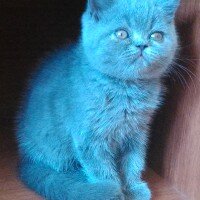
[0,151,184,200]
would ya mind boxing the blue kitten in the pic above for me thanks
[16,0,179,199]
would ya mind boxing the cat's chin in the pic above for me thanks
[92,59,166,81]
[130,58,167,79]
[138,65,166,79]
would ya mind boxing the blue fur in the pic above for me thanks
[16,0,179,199]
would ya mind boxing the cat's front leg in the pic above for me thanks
[75,140,124,200]
[122,148,151,200]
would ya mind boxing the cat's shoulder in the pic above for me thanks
[28,43,81,89]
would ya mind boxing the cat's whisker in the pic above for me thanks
[173,61,197,79]
[172,61,198,94]
[120,51,139,59]
[174,57,199,65]
[119,48,137,57]
[146,53,197,93]
[172,68,189,90]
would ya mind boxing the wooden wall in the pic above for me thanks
[149,1,200,199]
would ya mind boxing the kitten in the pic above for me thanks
[16,0,179,199]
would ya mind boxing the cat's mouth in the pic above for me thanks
[130,54,147,66]
[129,55,164,77]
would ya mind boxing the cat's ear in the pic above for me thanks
[156,0,180,21]
[87,0,115,21]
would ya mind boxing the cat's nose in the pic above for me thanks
[136,44,149,51]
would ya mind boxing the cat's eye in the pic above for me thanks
[150,32,164,42]
[116,30,129,40]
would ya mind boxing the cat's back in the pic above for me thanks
[29,43,81,91]
[16,44,83,167]
[17,43,81,137]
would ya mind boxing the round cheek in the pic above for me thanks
[101,37,131,64]
[144,46,164,63]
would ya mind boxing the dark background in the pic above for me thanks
[0,0,85,152]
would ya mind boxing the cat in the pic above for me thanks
[16,0,179,199]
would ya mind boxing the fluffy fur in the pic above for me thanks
[16,0,179,199]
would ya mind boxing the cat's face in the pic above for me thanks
[82,0,179,80]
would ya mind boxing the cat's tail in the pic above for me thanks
[19,160,124,200]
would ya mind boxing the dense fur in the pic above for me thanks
[16,0,179,199]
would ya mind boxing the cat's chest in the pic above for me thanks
[87,84,159,138]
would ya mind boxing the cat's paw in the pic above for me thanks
[127,182,151,200]
[68,181,124,200]
[84,181,125,200]
[101,182,125,200]
[109,192,125,200]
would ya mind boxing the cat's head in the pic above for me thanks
[81,0,180,80]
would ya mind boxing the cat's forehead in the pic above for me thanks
[107,0,163,29]
[118,0,157,20]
